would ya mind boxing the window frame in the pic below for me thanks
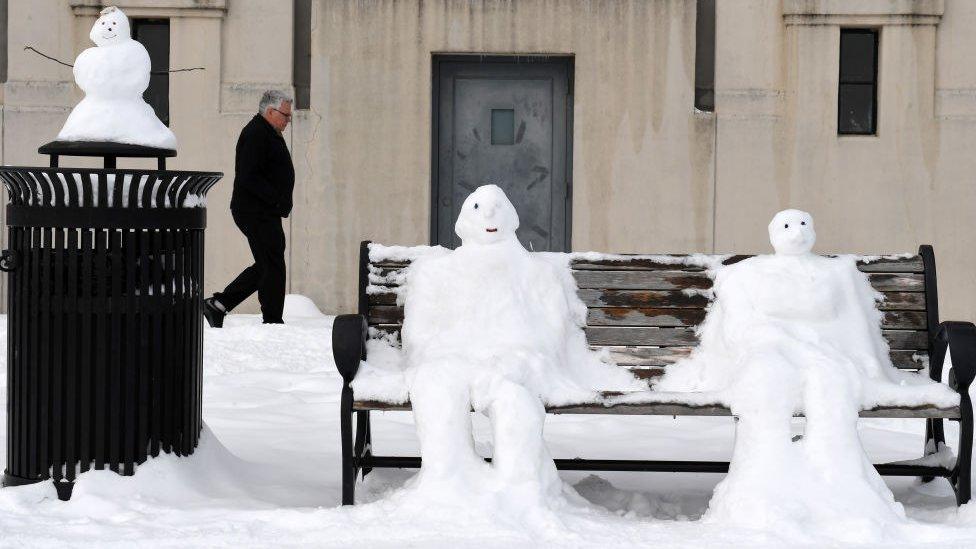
[837,27,879,136]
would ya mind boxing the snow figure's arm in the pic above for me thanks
[121,42,152,94]
[400,260,444,363]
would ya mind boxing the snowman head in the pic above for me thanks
[90,6,131,47]
[454,185,520,246]
[768,209,816,255]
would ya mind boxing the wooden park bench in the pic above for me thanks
[332,241,974,506]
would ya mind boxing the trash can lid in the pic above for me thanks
[38,140,177,159]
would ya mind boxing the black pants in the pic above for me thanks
[214,211,286,323]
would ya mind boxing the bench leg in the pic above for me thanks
[952,390,973,505]
[922,418,946,482]
[355,410,373,478]
[340,384,359,505]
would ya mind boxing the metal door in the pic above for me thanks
[433,57,573,251]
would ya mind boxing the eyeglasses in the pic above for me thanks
[271,108,292,120]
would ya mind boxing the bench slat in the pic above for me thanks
[577,289,710,308]
[374,324,930,351]
[585,307,927,330]
[596,346,927,370]
[571,270,924,293]
[374,255,923,273]
[353,399,959,419]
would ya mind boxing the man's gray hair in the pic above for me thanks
[259,90,293,114]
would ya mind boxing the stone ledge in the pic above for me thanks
[783,0,943,26]
[70,0,226,19]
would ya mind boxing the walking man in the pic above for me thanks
[204,90,295,327]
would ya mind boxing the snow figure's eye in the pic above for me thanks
[784,223,789,229]
[474,203,479,210]
[801,221,806,226]
[101,21,105,25]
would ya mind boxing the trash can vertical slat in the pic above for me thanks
[124,228,137,475]
[109,228,122,473]
[137,229,150,465]
[52,227,64,481]
[150,228,162,458]
[39,227,51,478]
[79,228,93,473]
[65,228,78,481]
[93,227,106,471]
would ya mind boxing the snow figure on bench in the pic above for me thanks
[400,185,642,529]
[655,209,957,541]
[56,6,177,149]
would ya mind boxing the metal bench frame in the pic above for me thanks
[333,241,974,506]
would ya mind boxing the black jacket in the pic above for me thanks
[230,114,295,218]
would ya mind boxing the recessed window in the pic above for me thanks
[491,109,515,145]
[293,0,311,109]
[694,0,715,112]
[132,19,170,126]
[838,29,878,135]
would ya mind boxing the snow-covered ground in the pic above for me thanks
[1,298,975,547]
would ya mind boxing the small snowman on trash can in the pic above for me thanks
[56,6,177,150]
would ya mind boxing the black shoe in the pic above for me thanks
[203,297,225,328]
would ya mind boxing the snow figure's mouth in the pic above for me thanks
[486,228,498,233]
[102,32,117,39]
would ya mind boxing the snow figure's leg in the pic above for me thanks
[801,356,905,527]
[483,379,560,493]
[409,362,485,487]
[706,350,807,531]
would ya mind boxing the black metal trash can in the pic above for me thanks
[0,152,221,499]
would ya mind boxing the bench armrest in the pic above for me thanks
[333,314,367,383]
[932,321,976,392]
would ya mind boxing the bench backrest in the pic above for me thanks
[360,242,938,382]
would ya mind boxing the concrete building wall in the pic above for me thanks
[1,0,975,323]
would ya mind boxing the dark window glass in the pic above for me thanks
[694,0,715,112]
[0,0,7,84]
[132,19,170,126]
[838,29,878,135]
[491,109,515,145]
[293,0,311,109]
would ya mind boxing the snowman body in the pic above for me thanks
[57,7,177,150]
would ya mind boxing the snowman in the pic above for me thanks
[56,6,177,150]
[654,209,959,538]
[398,185,642,527]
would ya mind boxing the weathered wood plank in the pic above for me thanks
[368,306,403,325]
[881,311,928,330]
[585,308,925,330]
[877,292,926,311]
[587,308,706,327]
[354,398,959,419]
[374,254,922,272]
[368,290,398,306]
[570,255,922,273]
[577,289,710,309]
[375,325,929,351]
[593,345,926,370]
[883,329,929,350]
[867,273,924,292]
[594,346,694,366]
[573,270,712,290]
[571,270,923,293]
[584,327,699,346]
